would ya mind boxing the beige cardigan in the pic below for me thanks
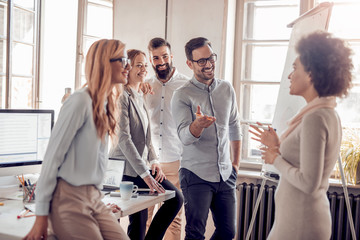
[268,108,341,240]
[109,89,157,177]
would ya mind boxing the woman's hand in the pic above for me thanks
[151,163,166,183]
[107,203,121,213]
[249,122,280,148]
[143,175,165,194]
[23,216,48,240]
[260,146,280,164]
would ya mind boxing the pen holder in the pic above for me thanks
[23,184,36,204]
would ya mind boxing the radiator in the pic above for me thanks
[328,192,360,240]
[236,182,360,240]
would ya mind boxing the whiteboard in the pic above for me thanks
[264,2,333,176]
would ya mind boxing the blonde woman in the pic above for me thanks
[24,39,130,240]
[110,49,183,240]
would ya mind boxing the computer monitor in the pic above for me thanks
[0,109,54,177]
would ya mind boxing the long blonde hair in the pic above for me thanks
[85,39,125,141]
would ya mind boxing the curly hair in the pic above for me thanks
[296,31,353,98]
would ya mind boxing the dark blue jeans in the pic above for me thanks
[180,168,237,240]
[122,173,183,240]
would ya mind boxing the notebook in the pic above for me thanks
[102,158,125,192]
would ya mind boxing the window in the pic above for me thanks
[0,0,40,109]
[40,0,113,119]
[238,0,300,164]
[75,0,113,89]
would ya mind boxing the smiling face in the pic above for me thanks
[288,57,314,99]
[128,53,148,85]
[111,49,130,85]
[149,45,173,80]
[187,45,215,85]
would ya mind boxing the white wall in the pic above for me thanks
[114,0,229,79]
[114,0,166,77]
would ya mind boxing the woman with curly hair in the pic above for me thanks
[24,39,130,240]
[250,31,353,239]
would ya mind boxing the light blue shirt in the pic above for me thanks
[35,88,108,215]
[171,77,242,182]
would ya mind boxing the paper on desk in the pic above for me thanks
[102,160,124,188]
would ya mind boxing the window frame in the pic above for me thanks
[1,0,41,109]
[75,0,113,90]
[234,0,301,167]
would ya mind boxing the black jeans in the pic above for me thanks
[123,172,184,240]
[180,168,237,240]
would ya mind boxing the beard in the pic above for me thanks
[154,63,173,80]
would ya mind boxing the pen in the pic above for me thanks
[17,209,30,219]
[22,174,26,186]
[17,175,24,186]
[22,213,35,218]
[28,184,36,202]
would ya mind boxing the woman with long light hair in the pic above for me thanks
[24,39,130,240]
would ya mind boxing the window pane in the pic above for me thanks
[242,84,279,122]
[11,76,33,108]
[245,44,287,81]
[0,4,6,37]
[327,3,360,39]
[80,38,98,86]
[0,40,6,73]
[241,123,264,160]
[86,4,112,38]
[12,43,33,76]
[14,0,35,10]
[84,38,97,55]
[245,1,299,40]
[81,75,86,87]
[0,75,4,108]
[13,7,34,43]
[337,86,360,128]
[250,85,278,122]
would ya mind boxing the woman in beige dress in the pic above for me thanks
[250,31,353,239]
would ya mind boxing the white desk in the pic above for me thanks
[0,190,175,240]
[102,190,175,217]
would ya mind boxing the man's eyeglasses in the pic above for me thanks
[110,57,131,68]
[191,53,217,67]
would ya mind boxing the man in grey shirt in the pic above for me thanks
[171,37,242,239]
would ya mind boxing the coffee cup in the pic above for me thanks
[120,181,138,200]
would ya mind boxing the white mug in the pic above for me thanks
[120,181,138,200]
